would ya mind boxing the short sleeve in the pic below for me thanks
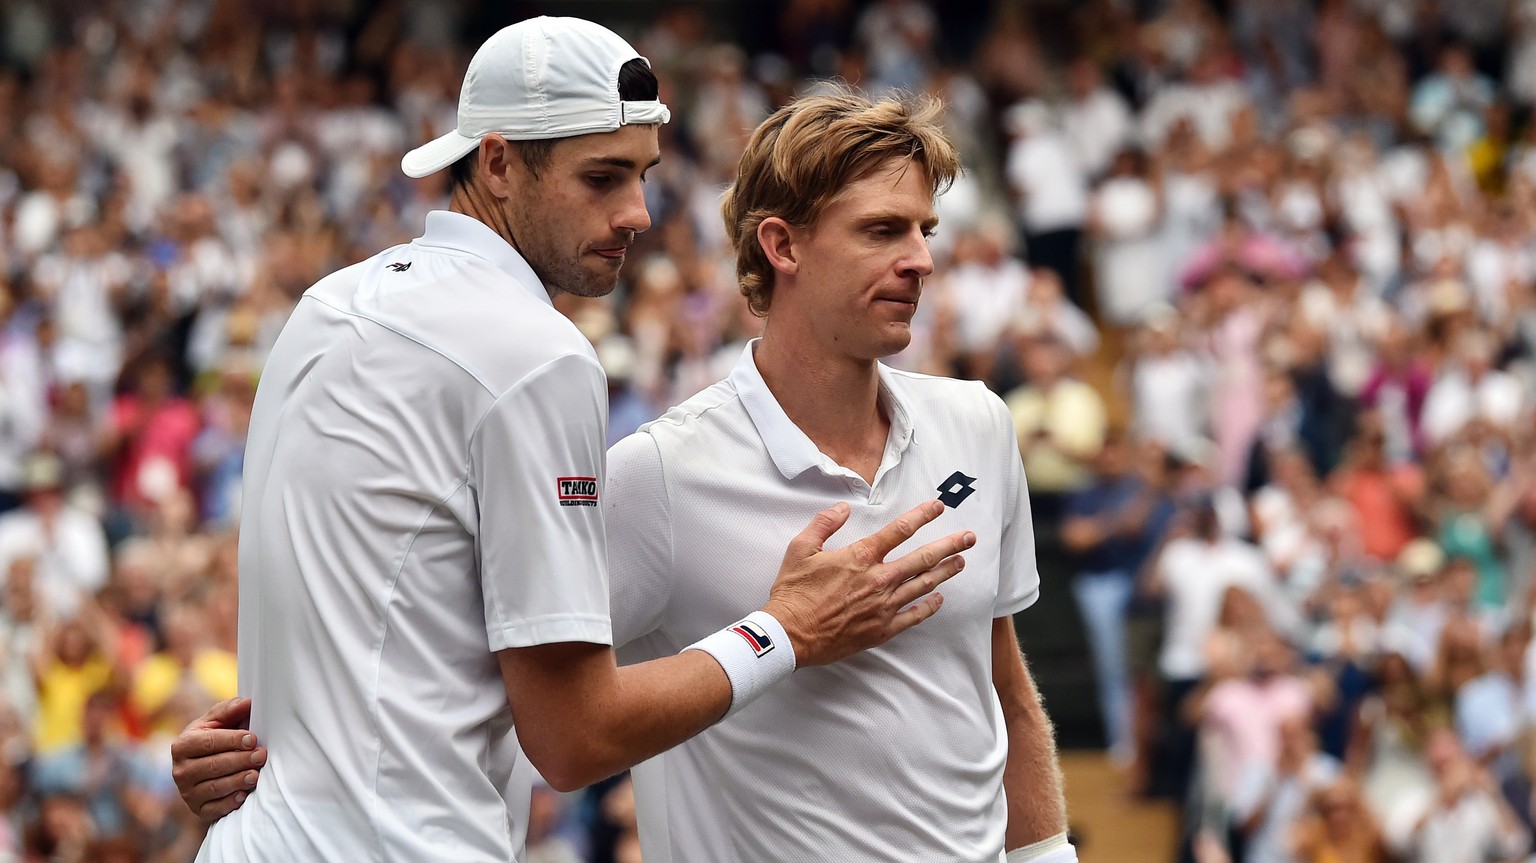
[605,432,675,649]
[992,392,1040,617]
[470,354,612,651]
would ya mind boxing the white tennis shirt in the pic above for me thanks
[198,211,613,863]
[609,342,1040,863]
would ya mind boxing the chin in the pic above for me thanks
[869,330,913,360]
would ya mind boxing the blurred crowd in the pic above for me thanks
[1,0,1536,861]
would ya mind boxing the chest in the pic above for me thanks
[657,442,1007,646]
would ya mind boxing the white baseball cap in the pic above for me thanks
[401,16,671,179]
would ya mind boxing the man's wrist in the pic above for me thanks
[1006,832,1076,863]
[683,611,796,719]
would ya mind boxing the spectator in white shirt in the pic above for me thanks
[1061,58,1132,181]
[0,454,107,620]
[1399,728,1529,863]
[1421,330,1526,445]
[1005,101,1089,309]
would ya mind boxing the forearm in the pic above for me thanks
[993,619,1068,849]
[500,643,732,792]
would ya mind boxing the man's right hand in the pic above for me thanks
[170,697,266,823]
[763,499,974,667]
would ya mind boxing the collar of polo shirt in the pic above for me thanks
[415,211,553,307]
[729,339,916,481]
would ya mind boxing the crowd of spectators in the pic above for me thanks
[3,0,1536,861]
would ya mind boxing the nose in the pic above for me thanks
[615,178,652,237]
[899,228,935,281]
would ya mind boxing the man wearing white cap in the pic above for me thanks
[182,16,971,863]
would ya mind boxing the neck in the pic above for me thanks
[448,185,550,299]
[754,324,889,482]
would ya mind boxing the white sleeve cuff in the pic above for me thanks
[1006,833,1076,863]
[683,611,796,719]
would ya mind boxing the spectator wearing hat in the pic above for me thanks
[0,454,106,620]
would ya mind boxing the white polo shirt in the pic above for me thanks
[608,342,1039,863]
[198,211,612,863]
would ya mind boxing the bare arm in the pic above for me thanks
[992,616,1068,851]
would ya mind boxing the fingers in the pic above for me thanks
[888,593,946,635]
[888,555,966,610]
[199,696,253,730]
[785,502,852,557]
[196,789,252,824]
[179,748,267,791]
[187,758,262,814]
[854,500,946,561]
[172,727,256,761]
[882,529,976,583]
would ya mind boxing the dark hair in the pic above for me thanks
[449,58,660,189]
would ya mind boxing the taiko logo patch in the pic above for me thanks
[557,476,599,507]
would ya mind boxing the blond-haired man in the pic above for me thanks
[604,90,1073,863]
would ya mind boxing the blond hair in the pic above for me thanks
[720,89,959,315]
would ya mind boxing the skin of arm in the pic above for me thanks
[992,616,1068,850]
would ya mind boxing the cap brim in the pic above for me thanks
[401,130,481,179]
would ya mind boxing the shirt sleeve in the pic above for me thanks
[992,391,1041,617]
[469,353,613,651]
[605,431,675,649]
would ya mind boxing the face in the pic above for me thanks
[776,158,937,361]
[504,124,659,298]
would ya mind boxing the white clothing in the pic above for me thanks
[0,507,108,619]
[1421,369,1526,443]
[1062,89,1132,178]
[610,342,1040,863]
[949,257,1031,352]
[1006,133,1088,234]
[1157,538,1283,680]
[1130,352,1208,456]
[1091,177,1167,325]
[198,211,613,863]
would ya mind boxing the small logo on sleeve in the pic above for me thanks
[387,261,412,272]
[937,471,977,508]
[557,476,599,507]
[730,620,775,657]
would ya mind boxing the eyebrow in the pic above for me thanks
[856,211,940,230]
[583,155,663,171]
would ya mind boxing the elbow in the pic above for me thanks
[521,739,619,793]
[537,763,591,794]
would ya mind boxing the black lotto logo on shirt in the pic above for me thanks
[557,476,599,507]
[937,471,977,508]
[730,620,774,657]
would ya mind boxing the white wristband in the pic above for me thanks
[684,611,796,719]
[1006,833,1076,863]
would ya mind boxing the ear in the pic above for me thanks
[477,135,516,200]
[757,217,799,278]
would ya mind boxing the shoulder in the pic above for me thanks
[630,378,745,455]
[311,250,599,398]
[885,366,1006,421]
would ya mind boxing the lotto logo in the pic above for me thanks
[557,476,598,507]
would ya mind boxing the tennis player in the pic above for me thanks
[182,17,972,863]
[602,90,1075,863]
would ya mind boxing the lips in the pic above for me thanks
[592,247,628,259]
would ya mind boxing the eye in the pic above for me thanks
[586,174,614,188]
